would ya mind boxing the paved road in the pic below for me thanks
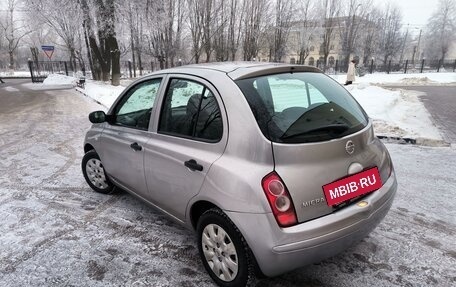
[384,85,456,143]
[0,80,455,286]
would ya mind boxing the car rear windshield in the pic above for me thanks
[236,72,368,143]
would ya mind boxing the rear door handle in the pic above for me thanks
[184,159,203,171]
[130,142,142,151]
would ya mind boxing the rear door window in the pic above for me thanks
[236,72,368,143]
[158,78,223,142]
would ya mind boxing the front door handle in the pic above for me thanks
[184,159,203,171]
[130,142,142,151]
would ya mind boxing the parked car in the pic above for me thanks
[82,62,397,287]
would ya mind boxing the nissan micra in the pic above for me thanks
[82,62,397,287]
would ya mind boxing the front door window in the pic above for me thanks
[113,79,161,130]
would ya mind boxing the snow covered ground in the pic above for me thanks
[347,84,444,144]
[76,81,126,109]
[37,72,455,144]
[0,82,455,286]
[0,70,30,77]
[332,72,456,85]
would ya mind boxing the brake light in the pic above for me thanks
[262,172,297,227]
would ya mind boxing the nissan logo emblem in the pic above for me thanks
[345,140,355,155]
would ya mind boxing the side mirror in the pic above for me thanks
[89,111,107,123]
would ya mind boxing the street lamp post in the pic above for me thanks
[411,29,422,69]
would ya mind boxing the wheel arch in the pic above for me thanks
[84,143,95,153]
[189,200,220,230]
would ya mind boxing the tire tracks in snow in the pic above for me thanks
[0,194,122,275]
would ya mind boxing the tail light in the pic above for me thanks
[262,172,297,227]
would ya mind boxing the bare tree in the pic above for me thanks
[359,7,382,65]
[202,0,214,62]
[212,0,230,61]
[26,0,83,71]
[23,21,53,67]
[338,0,372,67]
[378,4,403,64]
[145,0,183,68]
[293,0,319,64]
[423,0,456,62]
[267,0,295,62]
[320,0,340,70]
[120,1,153,75]
[242,0,268,61]
[188,0,245,63]
[227,0,245,60]
[0,0,31,69]
[79,0,121,85]
[187,0,205,63]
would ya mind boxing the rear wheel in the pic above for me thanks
[197,208,256,287]
[82,150,114,194]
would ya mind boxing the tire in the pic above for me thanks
[197,208,256,287]
[82,150,115,194]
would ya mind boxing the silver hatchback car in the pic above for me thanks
[82,62,397,286]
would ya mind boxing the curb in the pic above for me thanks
[377,135,450,147]
[377,135,416,144]
[74,87,108,109]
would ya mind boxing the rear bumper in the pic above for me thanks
[226,171,397,277]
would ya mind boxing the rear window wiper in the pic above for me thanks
[280,123,350,140]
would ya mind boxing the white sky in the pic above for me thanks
[0,0,441,35]
[375,0,439,33]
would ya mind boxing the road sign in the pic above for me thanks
[41,45,55,60]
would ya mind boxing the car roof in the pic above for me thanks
[152,61,323,81]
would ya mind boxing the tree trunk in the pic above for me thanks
[83,21,95,80]
[109,34,121,86]
[137,49,143,76]
[9,51,14,69]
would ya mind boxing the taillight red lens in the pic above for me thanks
[262,172,297,227]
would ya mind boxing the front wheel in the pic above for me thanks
[82,150,115,194]
[197,208,256,287]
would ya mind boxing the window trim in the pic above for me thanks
[157,77,224,144]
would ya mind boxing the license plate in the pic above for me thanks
[322,167,382,206]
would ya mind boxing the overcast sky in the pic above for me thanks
[375,0,439,33]
[0,0,442,33]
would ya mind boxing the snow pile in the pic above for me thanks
[332,72,456,85]
[20,74,77,91]
[347,84,444,144]
[77,81,125,109]
[42,74,77,86]
[399,77,436,85]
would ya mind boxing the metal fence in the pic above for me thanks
[27,60,85,83]
[318,58,456,75]
[19,57,456,82]
[120,60,185,78]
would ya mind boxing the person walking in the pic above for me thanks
[345,59,356,85]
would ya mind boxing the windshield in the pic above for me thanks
[236,72,368,143]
